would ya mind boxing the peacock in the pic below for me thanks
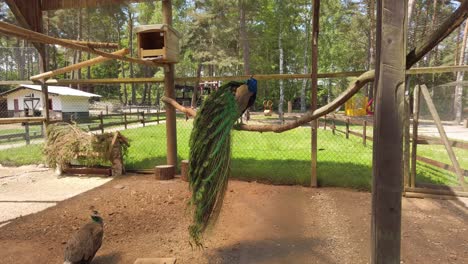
[189,77,257,246]
[64,210,104,264]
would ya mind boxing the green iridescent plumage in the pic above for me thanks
[188,83,239,247]
[188,78,257,247]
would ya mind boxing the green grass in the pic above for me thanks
[0,144,44,166]
[1,120,466,191]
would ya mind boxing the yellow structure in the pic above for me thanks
[345,96,368,116]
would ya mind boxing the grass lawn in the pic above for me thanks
[0,144,45,166]
[1,119,466,190]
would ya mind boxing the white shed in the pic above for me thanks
[0,84,101,120]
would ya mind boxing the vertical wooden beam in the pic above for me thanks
[410,85,421,188]
[363,120,367,146]
[310,0,320,188]
[403,84,411,188]
[345,118,350,139]
[371,0,406,263]
[420,84,467,190]
[162,0,178,166]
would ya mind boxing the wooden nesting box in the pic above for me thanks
[135,24,181,63]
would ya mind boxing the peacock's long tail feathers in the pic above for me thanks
[188,83,241,246]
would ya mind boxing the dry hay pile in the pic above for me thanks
[44,123,127,169]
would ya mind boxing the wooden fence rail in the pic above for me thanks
[323,115,467,181]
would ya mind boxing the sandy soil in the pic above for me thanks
[0,174,466,264]
[0,165,112,225]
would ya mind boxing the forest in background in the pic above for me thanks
[0,0,466,118]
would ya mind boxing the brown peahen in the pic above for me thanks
[63,210,104,264]
[189,77,257,246]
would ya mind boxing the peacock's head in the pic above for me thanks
[91,211,103,224]
[246,77,257,93]
[90,209,103,224]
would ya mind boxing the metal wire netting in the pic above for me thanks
[412,83,468,190]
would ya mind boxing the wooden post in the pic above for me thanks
[163,0,178,166]
[124,112,128,129]
[332,115,336,135]
[99,111,104,134]
[141,111,145,127]
[24,122,30,145]
[420,84,467,190]
[345,118,350,139]
[403,81,411,188]
[371,0,406,263]
[410,85,421,188]
[156,108,160,124]
[363,120,367,146]
[310,0,320,188]
[323,114,327,130]
[180,159,189,181]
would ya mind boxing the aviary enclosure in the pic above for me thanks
[0,0,467,263]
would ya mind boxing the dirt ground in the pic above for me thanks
[0,165,112,225]
[0,174,467,264]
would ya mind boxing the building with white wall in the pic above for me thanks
[0,84,101,120]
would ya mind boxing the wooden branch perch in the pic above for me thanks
[162,96,197,117]
[0,21,156,67]
[30,48,129,81]
[162,1,467,133]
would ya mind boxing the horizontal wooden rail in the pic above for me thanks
[416,155,468,177]
[404,187,468,198]
[0,117,46,124]
[2,66,468,86]
[416,136,468,150]
[0,132,42,141]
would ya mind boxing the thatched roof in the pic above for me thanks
[11,0,146,11]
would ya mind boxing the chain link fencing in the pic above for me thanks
[411,81,468,190]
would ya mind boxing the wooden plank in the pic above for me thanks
[134,258,176,264]
[42,0,145,10]
[416,155,468,177]
[416,136,468,150]
[420,84,467,190]
[0,21,156,67]
[411,85,421,188]
[404,191,458,200]
[3,65,468,86]
[405,187,468,198]
[63,167,112,176]
[0,117,46,124]
[371,0,406,262]
[310,0,320,188]
[31,48,129,80]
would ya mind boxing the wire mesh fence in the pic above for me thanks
[411,83,468,190]
[0,77,466,192]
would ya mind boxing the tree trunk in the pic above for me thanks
[239,0,250,75]
[191,63,202,108]
[301,2,311,112]
[77,8,83,90]
[454,21,468,123]
[129,11,136,105]
[367,0,376,100]
[278,29,284,117]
